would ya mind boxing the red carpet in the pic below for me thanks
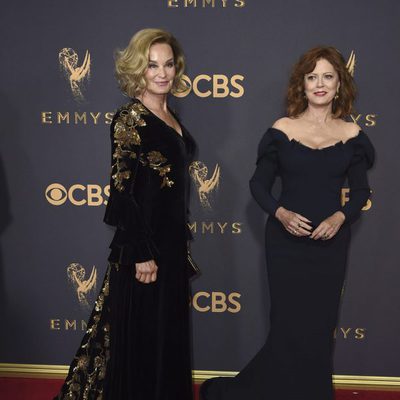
[1,378,400,400]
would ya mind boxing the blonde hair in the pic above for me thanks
[115,28,186,97]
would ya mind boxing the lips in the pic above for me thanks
[314,91,327,96]
[155,81,169,86]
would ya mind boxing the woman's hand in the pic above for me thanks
[310,211,346,240]
[135,260,158,284]
[275,207,313,237]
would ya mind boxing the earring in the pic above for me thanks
[334,89,339,100]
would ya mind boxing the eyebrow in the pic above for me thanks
[148,58,174,64]
[306,71,335,75]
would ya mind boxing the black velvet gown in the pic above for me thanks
[202,127,374,400]
[54,98,196,400]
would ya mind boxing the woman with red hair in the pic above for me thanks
[201,46,374,400]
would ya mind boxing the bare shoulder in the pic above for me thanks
[333,119,360,139]
[272,117,292,131]
[343,120,362,139]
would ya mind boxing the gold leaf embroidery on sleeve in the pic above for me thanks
[140,150,174,188]
[111,102,148,192]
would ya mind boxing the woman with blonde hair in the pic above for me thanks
[201,46,374,400]
[54,28,196,400]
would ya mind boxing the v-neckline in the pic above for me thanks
[134,98,184,138]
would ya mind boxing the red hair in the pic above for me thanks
[287,46,356,118]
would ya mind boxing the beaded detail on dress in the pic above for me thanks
[111,102,174,191]
[140,150,174,188]
[56,265,112,400]
[111,102,148,192]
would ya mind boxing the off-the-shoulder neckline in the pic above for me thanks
[268,127,364,151]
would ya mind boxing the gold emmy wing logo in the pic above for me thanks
[67,263,97,307]
[189,161,220,208]
[346,50,356,77]
[59,48,91,101]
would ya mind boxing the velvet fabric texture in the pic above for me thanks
[55,98,196,400]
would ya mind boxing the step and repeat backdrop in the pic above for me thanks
[0,0,399,379]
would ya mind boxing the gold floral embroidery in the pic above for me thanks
[77,355,89,370]
[140,150,174,188]
[111,102,148,192]
[110,102,174,191]
[58,265,112,400]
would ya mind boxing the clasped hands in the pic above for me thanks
[275,207,345,240]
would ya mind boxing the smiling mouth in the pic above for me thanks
[314,91,327,96]
[155,81,169,85]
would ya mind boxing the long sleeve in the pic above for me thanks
[341,132,375,224]
[249,129,280,216]
[104,102,157,263]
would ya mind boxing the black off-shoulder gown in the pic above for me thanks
[54,99,196,400]
[202,127,374,400]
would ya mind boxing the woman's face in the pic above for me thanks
[304,58,340,107]
[143,43,176,96]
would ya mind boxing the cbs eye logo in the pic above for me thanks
[174,74,244,98]
[45,183,110,206]
[46,184,67,205]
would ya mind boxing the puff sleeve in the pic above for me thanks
[341,131,375,224]
[249,128,280,216]
[103,103,157,264]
